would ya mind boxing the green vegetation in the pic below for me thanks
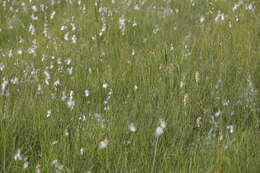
[0,0,259,172]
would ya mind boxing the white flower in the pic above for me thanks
[200,16,205,23]
[67,99,75,110]
[128,123,137,133]
[159,119,166,129]
[215,110,221,117]
[23,161,29,169]
[80,148,85,155]
[46,110,51,118]
[180,81,184,88]
[195,71,200,83]
[51,140,58,145]
[0,63,4,71]
[84,90,90,97]
[196,116,202,127]
[102,83,109,89]
[227,125,234,133]
[71,35,77,43]
[99,138,108,149]
[64,32,69,40]
[155,127,164,137]
[183,94,188,106]
[14,149,22,160]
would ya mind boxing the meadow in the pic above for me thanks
[0,0,259,172]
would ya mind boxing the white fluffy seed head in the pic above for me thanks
[99,138,108,149]
[155,127,164,137]
[128,123,137,133]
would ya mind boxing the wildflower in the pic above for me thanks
[29,24,35,35]
[200,16,205,23]
[155,127,164,137]
[17,49,23,55]
[195,71,200,83]
[155,120,166,137]
[14,149,22,160]
[128,123,137,133]
[23,161,29,169]
[227,125,234,133]
[64,32,69,40]
[80,148,85,155]
[215,11,225,22]
[196,116,202,127]
[180,81,184,88]
[246,3,254,11]
[51,140,58,145]
[183,94,188,106]
[35,164,41,173]
[118,16,126,35]
[84,89,90,97]
[50,11,56,19]
[46,110,51,118]
[0,63,4,71]
[102,83,109,89]
[64,129,69,136]
[71,35,77,43]
[67,98,75,110]
[99,138,108,149]
[215,110,221,117]
[67,67,73,75]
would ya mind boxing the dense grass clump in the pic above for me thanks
[0,0,259,172]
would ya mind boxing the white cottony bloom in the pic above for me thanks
[155,119,166,137]
[44,71,50,85]
[246,3,254,11]
[195,71,200,83]
[71,35,77,43]
[67,67,73,75]
[17,49,23,55]
[215,11,225,22]
[64,32,69,40]
[200,16,205,23]
[84,89,90,97]
[102,83,109,89]
[54,80,60,87]
[99,138,108,149]
[23,161,29,169]
[46,110,51,118]
[1,78,8,93]
[128,123,137,133]
[183,94,188,106]
[14,149,22,160]
[67,98,75,110]
[196,116,202,127]
[159,119,166,129]
[215,110,221,117]
[50,11,56,20]
[0,63,4,71]
[227,125,234,133]
[134,85,138,91]
[118,16,126,35]
[29,24,35,35]
[51,140,58,145]
[155,127,164,137]
[35,164,41,173]
[80,148,85,155]
[180,81,184,88]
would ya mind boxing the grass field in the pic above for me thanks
[0,0,259,172]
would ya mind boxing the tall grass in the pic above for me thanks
[0,0,259,172]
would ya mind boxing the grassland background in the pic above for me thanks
[0,0,259,172]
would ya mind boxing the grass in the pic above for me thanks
[0,0,259,172]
